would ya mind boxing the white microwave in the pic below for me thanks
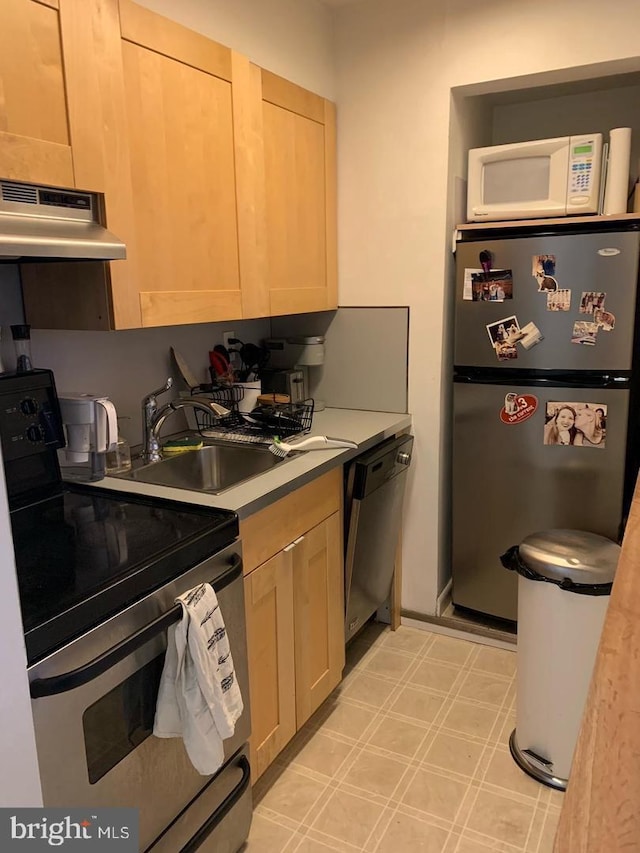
[467,133,603,222]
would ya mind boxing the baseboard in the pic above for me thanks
[436,579,453,617]
[401,611,517,650]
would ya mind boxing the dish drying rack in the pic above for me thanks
[189,386,314,445]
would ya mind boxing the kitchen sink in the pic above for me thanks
[127,442,292,494]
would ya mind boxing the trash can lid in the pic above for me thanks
[519,529,620,585]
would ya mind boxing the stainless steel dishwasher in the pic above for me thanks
[344,434,414,642]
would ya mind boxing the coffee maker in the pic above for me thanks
[58,392,118,481]
[262,336,325,407]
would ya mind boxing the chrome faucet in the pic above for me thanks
[141,378,173,463]
[141,378,231,463]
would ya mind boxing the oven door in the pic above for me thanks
[28,542,250,852]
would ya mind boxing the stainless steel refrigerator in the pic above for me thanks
[452,227,640,622]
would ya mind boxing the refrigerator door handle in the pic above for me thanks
[453,372,630,389]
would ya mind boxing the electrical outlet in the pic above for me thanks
[222,330,235,351]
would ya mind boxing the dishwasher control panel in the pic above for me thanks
[348,434,414,500]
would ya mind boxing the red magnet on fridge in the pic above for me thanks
[500,393,538,425]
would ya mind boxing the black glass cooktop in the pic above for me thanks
[10,484,238,664]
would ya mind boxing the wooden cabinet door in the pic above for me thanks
[293,511,345,727]
[17,0,143,331]
[118,1,266,327]
[261,70,337,317]
[0,0,74,186]
[244,550,296,782]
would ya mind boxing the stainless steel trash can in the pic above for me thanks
[501,529,619,790]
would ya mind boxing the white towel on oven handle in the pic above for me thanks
[153,582,244,775]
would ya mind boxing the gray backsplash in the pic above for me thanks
[271,307,409,413]
[0,266,408,446]
[32,321,273,447]
[0,265,28,372]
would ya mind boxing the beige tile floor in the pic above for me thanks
[244,624,563,853]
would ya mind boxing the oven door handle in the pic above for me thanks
[29,553,243,699]
[181,754,251,853]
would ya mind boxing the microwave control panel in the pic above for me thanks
[567,134,603,208]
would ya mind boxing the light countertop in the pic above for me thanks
[88,408,412,519]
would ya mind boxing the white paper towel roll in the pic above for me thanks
[604,127,632,215]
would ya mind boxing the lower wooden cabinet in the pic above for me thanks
[241,472,344,782]
[243,548,296,782]
[293,512,344,728]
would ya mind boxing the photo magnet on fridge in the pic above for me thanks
[532,254,558,291]
[533,254,556,277]
[547,289,571,311]
[470,270,513,302]
[486,315,521,361]
[571,321,599,346]
[536,275,558,292]
[579,291,606,314]
[518,321,544,350]
[463,268,483,300]
[593,308,616,331]
[543,401,607,448]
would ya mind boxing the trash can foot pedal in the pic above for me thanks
[522,748,552,769]
[509,730,567,791]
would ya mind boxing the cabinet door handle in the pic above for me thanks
[283,535,305,552]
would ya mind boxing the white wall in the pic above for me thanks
[333,0,640,615]
[0,267,45,806]
[0,446,42,805]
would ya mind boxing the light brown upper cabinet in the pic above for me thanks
[261,71,338,316]
[18,1,337,329]
[22,0,266,330]
[19,0,145,330]
[117,1,266,327]
[0,0,74,187]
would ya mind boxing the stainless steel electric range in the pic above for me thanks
[0,370,252,852]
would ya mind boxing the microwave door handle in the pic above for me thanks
[30,553,243,699]
[181,754,251,853]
